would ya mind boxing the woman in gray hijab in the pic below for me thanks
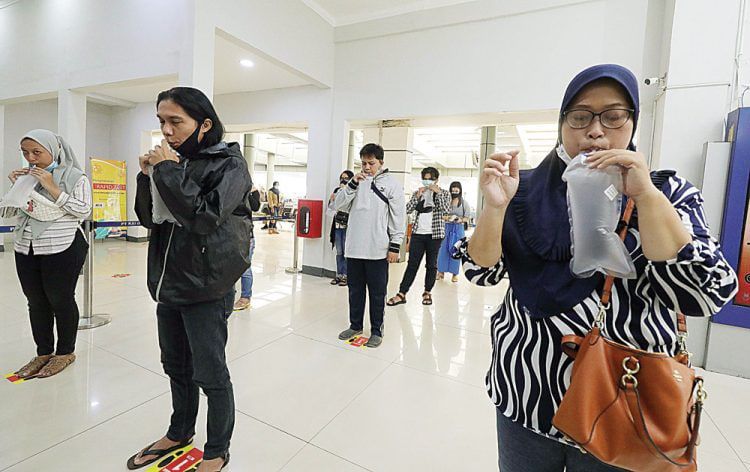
[4,129,92,379]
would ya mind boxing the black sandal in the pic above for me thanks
[126,437,193,470]
[422,292,433,305]
[387,293,406,306]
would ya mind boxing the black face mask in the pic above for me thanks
[175,125,202,157]
[340,179,348,185]
[451,191,461,196]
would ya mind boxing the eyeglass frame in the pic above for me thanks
[562,108,635,130]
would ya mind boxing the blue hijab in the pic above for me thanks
[502,64,640,319]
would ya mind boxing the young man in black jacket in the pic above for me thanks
[128,88,252,472]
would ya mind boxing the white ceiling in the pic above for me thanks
[77,33,312,104]
[213,34,310,95]
[303,0,477,26]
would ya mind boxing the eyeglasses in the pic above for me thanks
[563,108,634,130]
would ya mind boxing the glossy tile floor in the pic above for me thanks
[1,226,749,471]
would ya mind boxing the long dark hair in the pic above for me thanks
[449,181,464,210]
[156,87,225,148]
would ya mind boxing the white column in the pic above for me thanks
[363,125,414,191]
[58,89,87,172]
[244,133,256,177]
[178,0,215,99]
[347,130,357,170]
[266,152,276,191]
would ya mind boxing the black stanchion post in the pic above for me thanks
[78,220,112,330]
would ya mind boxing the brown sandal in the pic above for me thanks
[15,355,53,378]
[422,292,433,305]
[37,353,76,378]
[387,293,406,306]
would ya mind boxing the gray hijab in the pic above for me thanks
[15,129,87,240]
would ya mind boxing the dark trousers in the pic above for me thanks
[15,231,88,356]
[346,257,388,337]
[157,291,235,460]
[496,409,622,472]
[399,233,443,294]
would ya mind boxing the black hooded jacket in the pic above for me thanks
[135,141,253,305]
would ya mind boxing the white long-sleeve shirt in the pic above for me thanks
[9,176,92,255]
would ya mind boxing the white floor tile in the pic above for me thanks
[4,394,306,472]
[0,342,168,470]
[230,334,390,441]
[2,233,750,471]
[312,364,497,472]
[281,445,369,472]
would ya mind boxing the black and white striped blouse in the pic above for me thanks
[13,176,92,256]
[456,175,738,441]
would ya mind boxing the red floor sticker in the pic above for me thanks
[347,336,369,347]
[5,373,26,384]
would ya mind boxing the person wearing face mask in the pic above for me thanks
[437,181,472,283]
[458,65,737,471]
[129,87,253,472]
[267,181,281,234]
[334,144,405,348]
[387,167,451,306]
[2,130,91,379]
[328,170,355,286]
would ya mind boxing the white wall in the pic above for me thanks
[214,86,336,271]
[652,0,741,186]
[207,0,334,87]
[110,102,160,237]
[328,0,651,175]
[86,102,114,165]
[0,0,186,101]
[2,100,58,194]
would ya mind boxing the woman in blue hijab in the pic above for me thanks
[456,64,737,471]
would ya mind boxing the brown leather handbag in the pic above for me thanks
[552,200,706,472]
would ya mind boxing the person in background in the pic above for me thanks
[437,181,472,283]
[5,129,91,379]
[234,185,261,311]
[329,170,355,286]
[267,181,281,234]
[387,167,450,306]
[335,143,405,348]
[129,87,252,472]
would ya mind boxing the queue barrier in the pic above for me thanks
[2,215,301,330]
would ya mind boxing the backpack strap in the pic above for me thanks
[370,181,389,206]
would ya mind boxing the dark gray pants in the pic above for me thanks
[495,409,624,472]
[157,291,235,460]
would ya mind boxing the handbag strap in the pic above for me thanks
[597,198,688,339]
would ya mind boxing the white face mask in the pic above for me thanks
[556,143,573,164]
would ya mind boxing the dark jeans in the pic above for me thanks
[334,228,347,277]
[346,257,388,337]
[157,291,235,460]
[496,409,623,472]
[269,206,280,229]
[15,231,88,356]
[399,233,442,294]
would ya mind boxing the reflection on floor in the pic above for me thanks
[0,226,749,471]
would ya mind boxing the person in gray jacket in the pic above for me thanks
[334,143,406,348]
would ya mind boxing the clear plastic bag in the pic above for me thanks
[148,166,180,225]
[0,174,38,209]
[562,154,636,279]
